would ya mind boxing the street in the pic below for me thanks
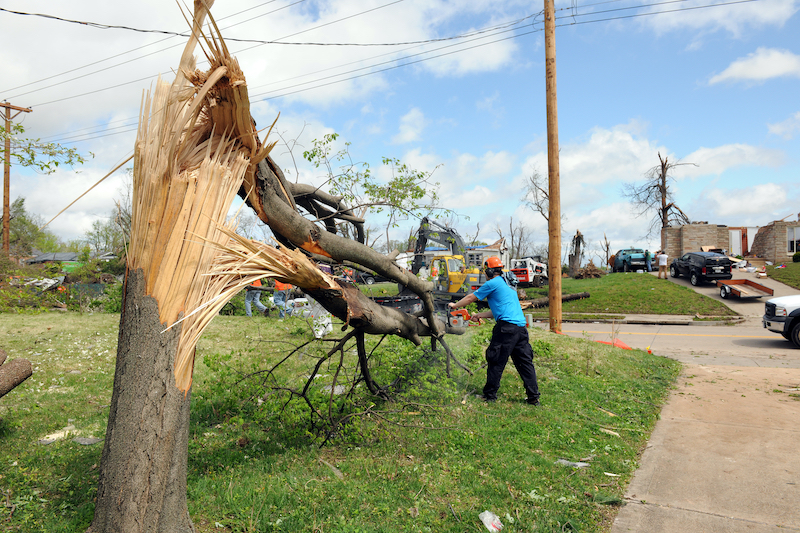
[544,321,800,368]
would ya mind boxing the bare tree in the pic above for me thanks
[568,229,584,277]
[523,166,550,222]
[622,152,696,246]
[601,233,612,269]
[497,217,533,259]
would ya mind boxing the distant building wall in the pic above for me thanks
[662,227,681,262]
[750,220,800,263]
[661,223,729,261]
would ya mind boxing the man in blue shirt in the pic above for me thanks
[448,256,540,405]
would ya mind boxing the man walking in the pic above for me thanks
[448,256,540,405]
[273,280,293,319]
[657,250,669,279]
[645,250,652,272]
[245,279,268,317]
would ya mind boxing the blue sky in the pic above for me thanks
[1,0,798,262]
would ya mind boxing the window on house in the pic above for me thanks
[789,226,800,254]
[468,253,481,266]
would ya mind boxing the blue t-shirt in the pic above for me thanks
[473,276,525,327]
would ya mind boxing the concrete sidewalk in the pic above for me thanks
[611,365,800,532]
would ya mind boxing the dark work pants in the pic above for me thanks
[483,320,540,401]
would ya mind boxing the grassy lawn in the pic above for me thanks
[356,274,737,318]
[524,273,737,317]
[767,261,800,290]
[0,311,681,532]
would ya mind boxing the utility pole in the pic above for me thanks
[544,0,562,333]
[2,102,33,256]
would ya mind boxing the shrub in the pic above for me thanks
[793,252,800,263]
[103,282,123,312]
[100,257,126,276]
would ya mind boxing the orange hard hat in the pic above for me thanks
[484,256,503,269]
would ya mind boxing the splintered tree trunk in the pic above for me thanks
[88,270,193,532]
[89,2,271,530]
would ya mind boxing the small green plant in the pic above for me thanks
[103,282,123,312]
[531,339,555,360]
[793,251,800,263]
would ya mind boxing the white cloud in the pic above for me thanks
[709,47,800,85]
[693,183,793,222]
[391,108,426,144]
[768,111,800,139]
[510,121,661,196]
[643,0,799,38]
[679,144,784,177]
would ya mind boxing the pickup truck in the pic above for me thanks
[762,295,800,348]
[612,248,646,273]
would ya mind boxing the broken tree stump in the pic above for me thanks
[0,349,33,399]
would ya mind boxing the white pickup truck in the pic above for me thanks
[762,295,800,347]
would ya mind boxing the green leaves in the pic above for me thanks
[1,123,90,175]
[301,133,453,251]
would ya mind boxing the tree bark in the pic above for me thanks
[88,270,193,533]
[0,352,32,399]
[245,157,447,343]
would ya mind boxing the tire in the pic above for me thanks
[790,321,800,348]
[690,272,699,286]
[720,286,729,299]
[365,276,375,285]
[623,262,630,273]
[670,265,678,278]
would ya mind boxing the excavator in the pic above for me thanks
[372,218,479,321]
[409,217,478,295]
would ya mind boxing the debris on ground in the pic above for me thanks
[574,261,605,279]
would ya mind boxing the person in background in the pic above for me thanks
[418,262,429,280]
[273,280,293,318]
[447,256,540,405]
[645,250,652,272]
[244,278,268,317]
[657,250,669,279]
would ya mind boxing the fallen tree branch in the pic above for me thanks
[522,292,590,309]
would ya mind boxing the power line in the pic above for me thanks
[560,0,758,23]
[2,0,310,99]
[257,28,539,102]
[40,14,534,141]
[38,0,759,146]
[0,0,289,94]
[32,10,535,114]
[6,0,411,103]
[250,23,528,98]
[0,2,532,48]
[256,0,763,100]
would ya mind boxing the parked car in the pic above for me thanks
[669,251,732,286]
[763,295,800,347]
[353,269,390,285]
[612,248,646,272]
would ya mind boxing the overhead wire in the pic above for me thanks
[0,0,291,94]
[38,11,538,142]
[28,0,761,145]
[9,0,413,105]
[2,0,311,100]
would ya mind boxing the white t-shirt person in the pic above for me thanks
[657,251,668,279]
